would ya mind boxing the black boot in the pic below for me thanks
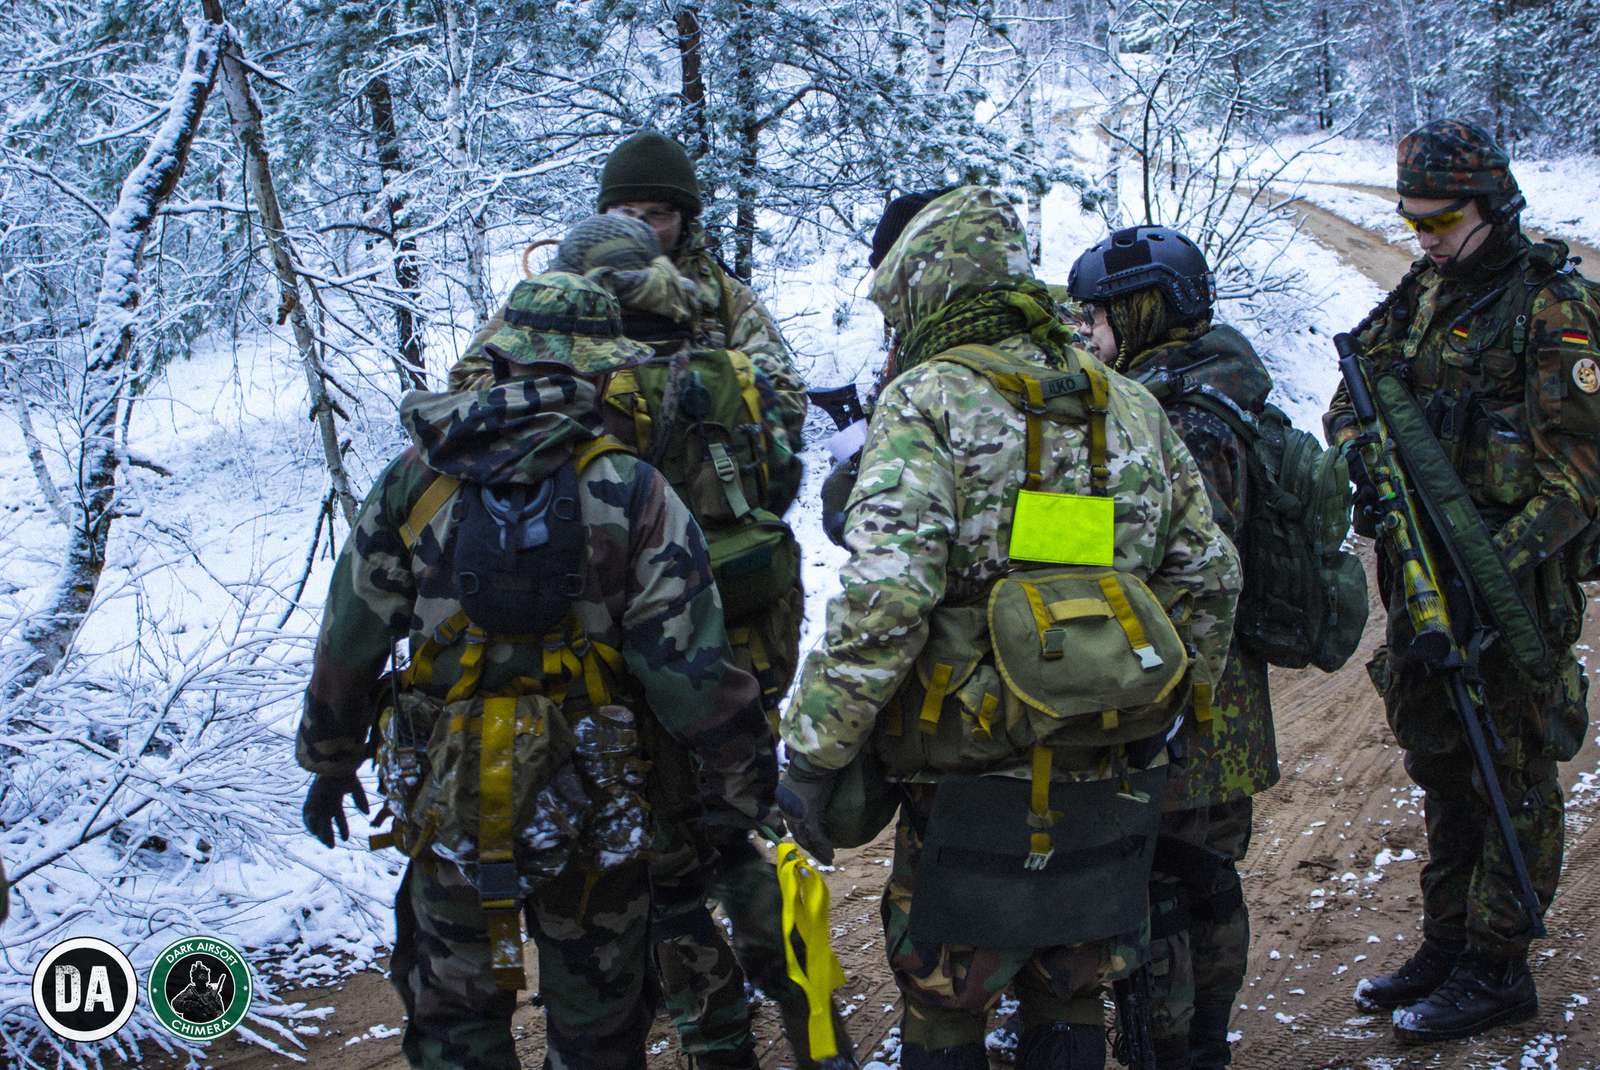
[900,1041,989,1070]
[1392,952,1538,1044]
[1353,939,1461,1011]
[1016,1023,1106,1070]
[1187,1002,1233,1069]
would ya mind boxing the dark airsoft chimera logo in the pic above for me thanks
[31,937,139,1042]
[147,936,253,1041]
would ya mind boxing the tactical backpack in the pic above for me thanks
[370,435,649,991]
[1138,354,1368,672]
[603,349,801,618]
[872,343,1191,869]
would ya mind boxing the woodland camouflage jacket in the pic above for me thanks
[782,187,1241,774]
[297,373,777,825]
[1125,324,1280,809]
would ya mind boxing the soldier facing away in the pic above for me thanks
[1069,227,1280,1070]
[1324,119,1600,1044]
[778,186,1241,1070]
[453,213,848,1070]
[298,272,777,1070]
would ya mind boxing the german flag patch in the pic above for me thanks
[1450,324,1470,340]
[1559,328,1592,347]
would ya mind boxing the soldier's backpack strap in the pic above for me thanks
[400,473,462,550]
[926,343,1115,866]
[711,259,738,341]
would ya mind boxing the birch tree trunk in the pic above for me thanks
[202,0,359,527]
[730,0,760,282]
[1,360,70,526]
[1102,0,1125,227]
[20,19,225,683]
[366,75,427,390]
[441,0,489,325]
[925,0,948,93]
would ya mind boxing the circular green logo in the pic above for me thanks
[147,937,252,1041]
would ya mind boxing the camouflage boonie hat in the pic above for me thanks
[553,214,660,274]
[476,271,652,373]
[1396,119,1519,201]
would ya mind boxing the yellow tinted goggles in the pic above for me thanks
[1396,198,1471,235]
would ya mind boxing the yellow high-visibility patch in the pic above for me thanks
[1009,490,1115,565]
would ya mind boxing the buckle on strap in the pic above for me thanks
[477,858,521,904]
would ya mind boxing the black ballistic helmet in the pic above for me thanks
[1067,225,1215,322]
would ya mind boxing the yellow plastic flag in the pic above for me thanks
[1008,489,1115,565]
[775,842,847,1059]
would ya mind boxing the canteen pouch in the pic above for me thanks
[908,766,1167,948]
[708,507,801,621]
[989,567,1190,747]
[822,745,903,849]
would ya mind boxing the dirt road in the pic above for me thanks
[179,189,1600,1070]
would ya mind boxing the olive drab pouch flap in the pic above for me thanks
[908,766,1167,949]
[988,568,1190,747]
[708,507,801,621]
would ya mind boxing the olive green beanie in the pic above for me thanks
[596,130,702,216]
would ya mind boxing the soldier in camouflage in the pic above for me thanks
[777,186,1241,1070]
[298,272,778,1070]
[1324,119,1600,1045]
[596,129,808,451]
[454,215,847,1070]
[1068,226,1279,1070]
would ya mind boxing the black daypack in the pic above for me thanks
[449,461,586,636]
[1139,342,1369,672]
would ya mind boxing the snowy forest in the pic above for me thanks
[5,0,1600,1067]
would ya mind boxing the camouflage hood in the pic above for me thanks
[1129,324,1272,413]
[869,186,1035,337]
[400,373,604,486]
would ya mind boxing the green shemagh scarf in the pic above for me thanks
[896,282,1075,375]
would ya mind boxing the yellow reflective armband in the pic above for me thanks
[1008,490,1114,566]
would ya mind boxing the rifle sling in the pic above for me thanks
[1370,371,1550,677]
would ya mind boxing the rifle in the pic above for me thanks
[1111,966,1157,1070]
[807,383,866,431]
[1334,332,1546,938]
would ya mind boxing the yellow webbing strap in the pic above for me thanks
[478,694,525,990]
[401,475,461,551]
[604,370,654,454]
[1194,679,1214,728]
[725,349,771,490]
[976,692,999,737]
[776,842,846,1060]
[1083,360,1111,496]
[1021,582,1053,646]
[919,662,954,734]
[1026,745,1058,870]
[1048,597,1113,621]
[1097,574,1163,672]
[573,433,634,472]
[403,610,472,689]
[1020,375,1046,491]
[445,628,490,702]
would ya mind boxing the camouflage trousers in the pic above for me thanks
[652,819,853,1069]
[883,785,1141,1051]
[390,856,654,1070]
[1147,798,1253,1069]
[1405,746,1564,960]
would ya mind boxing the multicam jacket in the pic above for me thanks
[782,187,1241,774]
[297,373,777,825]
[1124,325,1280,809]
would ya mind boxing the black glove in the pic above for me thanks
[302,773,370,849]
[776,755,840,865]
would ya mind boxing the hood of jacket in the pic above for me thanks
[400,373,604,485]
[1129,323,1273,414]
[869,186,1036,337]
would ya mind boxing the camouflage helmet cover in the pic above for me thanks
[474,271,653,374]
[1396,118,1520,204]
